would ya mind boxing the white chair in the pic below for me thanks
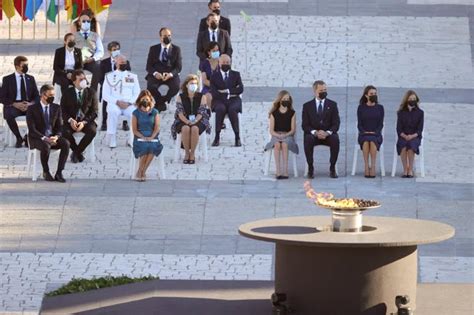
[5,116,27,146]
[73,132,96,162]
[53,83,63,104]
[263,135,298,178]
[26,137,60,181]
[351,128,386,176]
[129,131,166,180]
[173,132,209,163]
[391,133,425,177]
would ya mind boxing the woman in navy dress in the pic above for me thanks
[131,90,163,181]
[199,41,220,111]
[396,90,424,178]
[357,85,384,178]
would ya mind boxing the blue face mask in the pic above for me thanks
[211,51,220,59]
[111,50,120,58]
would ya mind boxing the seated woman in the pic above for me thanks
[171,74,211,164]
[131,90,163,181]
[264,90,298,179]
[52,33,83,95]
[199,41,220,111]
[396,90,424,178]
[357,85,384,178]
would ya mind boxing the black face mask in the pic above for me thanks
[46,96,55,104]
[318,92,327,99]
[213,9,221,15]
[368,95,378,103]
[281,100,291,108]
[67,41,76,48]
[163,36,171,45]
[221,64,231,72]
[118,64,127,71]
[210,22,218,30]
[408,100,417,107]
[21,64,29,74]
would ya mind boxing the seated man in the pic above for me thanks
[102,54,140,148]
[199,0,231,35]
[61,70,98,163]
[210,54,243,147]
[196,13,232,61]
[145,27,182,112]
[302,80,340,179]
[0,56,39,147]
[99,40,131,131]
[26,84,70,183]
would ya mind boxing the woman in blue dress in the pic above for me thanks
[199,41,220,111]
[131,90,163,181]
[357,85,384,178]
[396,90,424,178]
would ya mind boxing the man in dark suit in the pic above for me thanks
[196,13,232,61]
[53,33,83,95]
[210,54,244,147]
[145,27,182,112]
[99,41,131,131]
[302,80,340,179]
[0,56,40,148]
[26,84,70,183]
[199,0,231,36]
[61,70,98,163]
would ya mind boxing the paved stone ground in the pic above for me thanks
[0,0,473,314]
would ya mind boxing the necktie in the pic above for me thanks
[212,31,216,42]
[78,91,82,104]
[20,75,27,101]
[162,47,168,63]
[224,72,228,81]
[84,32,88,40]
[44,106,51,136]
[318,101,323,115]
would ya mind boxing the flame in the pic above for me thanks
[304,181,358,209]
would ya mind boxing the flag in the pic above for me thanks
[0,0,3,20]
[66,0,87,21]
[46,0,56,22]
[101,0,112,5]
[25,0,43,20]
[86,0,108,15]
[14,0,27,20]
[3,0,16,19]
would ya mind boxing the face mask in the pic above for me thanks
[281,100,291,108]
[210,22,218,30]
[67,41,76,48]
[188,83,198,93]
[79,79,88,89]
[118,64,127,71]
[318,92,327,99]
[221,64,231,72]
[408,100,417,107]
[81,21,90,32]
[213,9,221,15]
[21,64,29,74]
[368,95,378,103]
[211,51,220,59]
[46,96,55,104]
[163,36,171,45]
[111,50,120,58]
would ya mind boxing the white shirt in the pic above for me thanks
[81,31,104,61]
[311,98,333,136]
[102,70,140,107]
[208,28,219,41]
[65,48,75,70]
[15,71,26,101]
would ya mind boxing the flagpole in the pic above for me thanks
[33,0,36,39]
[21,0,24,40]
[9,18,12,40]
[58,1,61,39]
[45,0,48,39]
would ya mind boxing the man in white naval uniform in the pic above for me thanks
[102,55,140,148]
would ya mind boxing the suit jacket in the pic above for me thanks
[99,57,131,86]
[26,102,63,140]
[0,73,39,106]
[196,29,232,60]
[210,70,243,104]
[53,47,83,86]
[199,16,231,35]
[60,86,98,125]
[301,98,340,134]
[145,44,182,82]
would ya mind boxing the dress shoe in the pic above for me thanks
[43,172,55,181]
[100,123,107,131]
[77,152,85,163]
[212,138,220,147]
[23,135,28,148]
[280,175,289,179]
[122,121,130,131]
[307,166,314,179]
[235,138,242,147]
[330,169,338,179]
[15,138,23,148]
[70,152,79,163]
[54,172,66,183]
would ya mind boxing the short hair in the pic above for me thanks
[63,33,74,41]
[107,41,120,51]
[159,27,171,36]
[14,56,28,67]
[312,80,326,89]
[206,41,220,54]
[208,0,220,7]
[207,13,218,20]
[71,70,85,82]
[40,84,54,95]
[180,74,200,96]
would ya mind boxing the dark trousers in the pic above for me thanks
[83,61,100,91]
[147,76,180,111]
[55,74,73,95]
[63,122,97,154]
[304,133,340,170]
[4,105,27,140]
[29,137,70,173]
[213,97,241,139]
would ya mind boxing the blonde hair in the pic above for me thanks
[269,90,293,117]
[180,74,200,96]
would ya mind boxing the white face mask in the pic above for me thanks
[79,79,88,89]
[188,83,198,93]
[111,50,120,58]
[81,21,90,32]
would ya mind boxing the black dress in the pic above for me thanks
[357,103,384,150]
[396,107,424,155]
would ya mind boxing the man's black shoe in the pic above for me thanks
[43,172,55,181]
[77,152,85,163]
[235,138,242,147]
[15,138,23,148]
[212,138,220,147]
[55,172,66,183]
[71,152,78,163]
[330,169,338,179]
[122,121,130,131]
[100,123,107,131]
[307,166,314,179]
